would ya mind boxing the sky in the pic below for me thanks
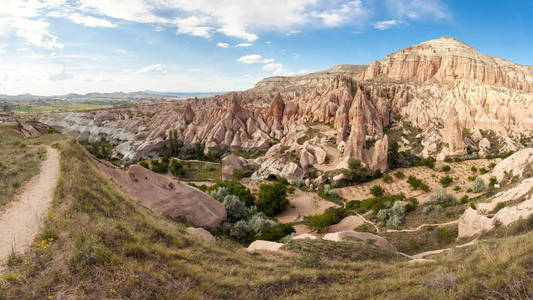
[0,0,531,96]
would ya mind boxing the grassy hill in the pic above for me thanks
[1,130,533,299]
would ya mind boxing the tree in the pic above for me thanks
[257,180,289,216]
[342,159,369,184]
[169,159,185,177]
[209,181,255,207]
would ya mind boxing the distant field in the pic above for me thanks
[13,104,111,113]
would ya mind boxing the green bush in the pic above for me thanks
[233,169,252,180]
[460,195,469,203]
[256,223,295,241]
[257,180,289,216]
[479,168,488,175]
[453,186,461,191]
[209,181,255,207]
[306,208,346,231]
[150,159,168,173]
[470,203,476,209]
[370,185,385,197]
[441,165,451,172]
[341,158,369,184]
[383,174,393,183]
[407,175,428,191]
[394,171,405,179]
[169,159,185,177]
[345,200,361,211]
[471,166,478,173]
[405,197,418,212]
[471,178,485,193]
[440,176,453,187]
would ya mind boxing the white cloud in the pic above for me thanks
[13,18,63,49]
[315,1,368,27]
[236,43,252,47]
[67,13,117,28]
[173,16,213,38]
[237,54,275,64]
[299,69,308,74]
[265,41,272,45]
[374,19,402,30]
[262,63,294,76]
[217,42,230,48]
[238,54,262,64]
[49,69,74,81]
[136,64,167,74]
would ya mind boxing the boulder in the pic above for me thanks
[489,148,533,183]
[457,208,493,238]
[98,164,227,229]
[323,231,397,252]
[186,227,215,242]
[247,240,284,252]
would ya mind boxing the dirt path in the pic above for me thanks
[385,220,459,233]
[0,146,60,268]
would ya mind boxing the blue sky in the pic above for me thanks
[0,0,531,96]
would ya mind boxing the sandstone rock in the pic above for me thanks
[98,164,227,229]
[489,148,533,183]
[247,240,284,252]
[359,36,533,93]
[292,234,318,240]
[270,93,285,120]
[186,227,215,242]
[322,231,397,252]
[442,107,467,158]
[458,208,493,238]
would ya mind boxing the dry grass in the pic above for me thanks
[1,138,533,299]
[0,127,46,208]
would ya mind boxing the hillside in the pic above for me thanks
[1,129,533,299]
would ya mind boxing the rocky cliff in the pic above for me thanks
[40,37,533,184]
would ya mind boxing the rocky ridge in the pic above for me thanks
[40,37,533,184]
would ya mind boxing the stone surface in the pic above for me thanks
[322,231,397,252]
[247,240,285,252]
[489,148,533,183]
[292,234,318,240]
[98,164,227,229]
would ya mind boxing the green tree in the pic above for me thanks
[342,159,369,183]
[257,180,289,216]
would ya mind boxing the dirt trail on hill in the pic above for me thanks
[0,146,60,269]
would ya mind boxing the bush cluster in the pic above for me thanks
[257,179,289,216]
[376,201,407,227]
[407,176,430,192]
[169,159,185,177]
[150,159,168,173]
[306,207,347,231]
[428,188,458,208]
[440,176,453,187]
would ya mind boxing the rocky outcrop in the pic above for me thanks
[98,164,227,229]
[221,154,257,180]
[360,36,533,93]
[323,231,397,252]
[247,240,285,252]
[441,107,467,158]
[489,148,533,183]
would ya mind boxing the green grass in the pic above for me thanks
[13,104,111,113]
[2,137,533,299]
[0,126,46,207]
[172,159,221,181]
[379,224,460,255]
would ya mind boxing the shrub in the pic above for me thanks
[471,177,485,193]
[489,177,498,188]
[471,166,478,173]
[139,161,149,169]
[341,158,369,184]
[345,200,361,211]
[407,175,428,191]
[150,159,168,173]
[479,168,488,175]
[439,176,453,187]
[429,188,458,207]
[441,165,451,172]
[256,223,295,241]
[470,203,476,209]
[460,195,469,203]
[370,185,385,197]
[306,208,346,231]
[383,174,393,183]
[405,197,418,212]
[423,205,433,214]
[257,180,289,216]
[169,159,185,177]
[222,195,253,222]
[394,171,405,179]
[377,201,406,227]
[209,181,255,207]
[436,228,452,243]
[233,169,252,180]
[453,186,461,191]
